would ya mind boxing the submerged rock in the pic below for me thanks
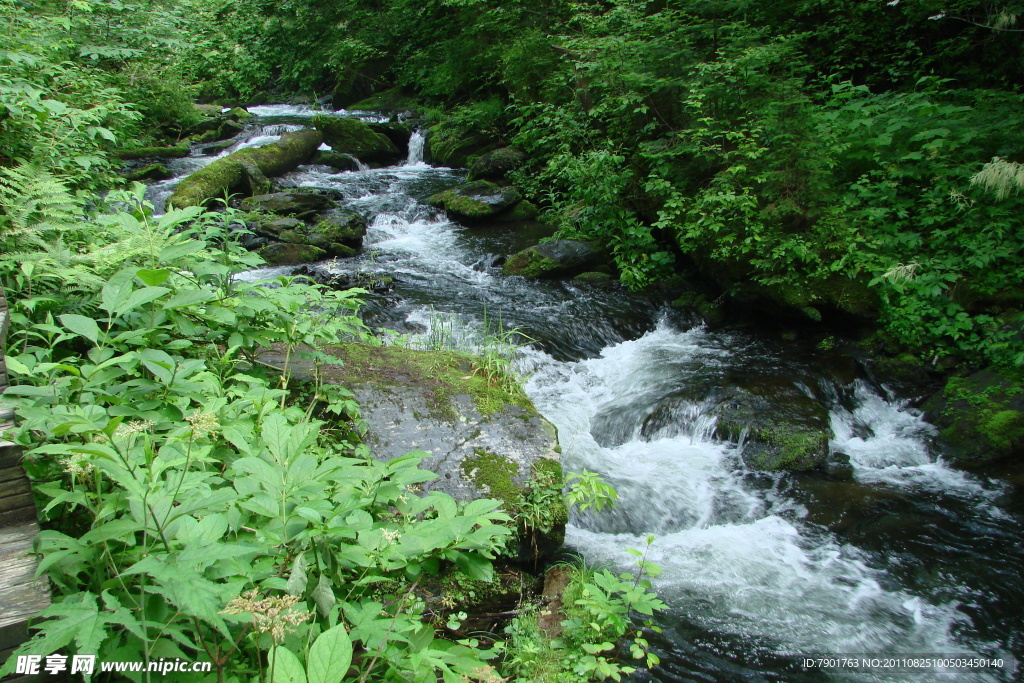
[712,381,831,471]
[923,369,1024,465]
[312,115,402,165]
[311,150,361,171]
[427,181,522,221]
[314,344,567,563]
[502,239,604,278]
[167,130,323,208]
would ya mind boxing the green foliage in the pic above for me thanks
[504,537,666,682]
[0,195,513,682]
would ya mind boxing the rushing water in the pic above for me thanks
[148,107,1024,681]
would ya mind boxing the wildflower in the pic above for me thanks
[61,454,96,479]
[186,411,220,437]
[222,590,313,644]
[381,529,402,546]
[113,420,153,440]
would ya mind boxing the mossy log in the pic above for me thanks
[167,130,322,209]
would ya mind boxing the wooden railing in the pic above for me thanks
[0,285,51,674]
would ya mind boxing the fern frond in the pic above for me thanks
[0,162,83,236]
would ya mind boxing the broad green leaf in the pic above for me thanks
[162,288,216,310]
[307,624,353,683]
[115,286,171,315]
[310,573,336,618]
[136,268,171,286]
[285,553,308,596]
[269,646,307,683]
[59,314,101,343]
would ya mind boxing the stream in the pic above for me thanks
[147,106,1023,682]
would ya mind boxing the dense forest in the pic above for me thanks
[2,0,1023,681]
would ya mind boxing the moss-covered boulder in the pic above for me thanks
[311,115,402,165]
[193,104,223,117]
[257,242,327,265]
[240,190,336,218]
[712,381,831,471]
[311,150,361,171]
[346,87,418,112]
[426,125,498,168]
[252,216,304,239]
[123,163,172,182]
[503,240,604,278]
[923,369,1024,465]
[277,214,367,256]
[467,146,527,181]
[492,200,539,223]
[304,344,566,564]
[368,121,412,155]
[116,144,190,160]
[427,181,522,221]
[167,130,323,209]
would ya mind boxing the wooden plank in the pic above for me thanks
[0,523,50,643]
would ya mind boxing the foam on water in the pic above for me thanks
[522,323,998,678]
[831,382,995,496]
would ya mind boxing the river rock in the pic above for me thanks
[923,369,1024,465]
[240,190,336,218]
[426,125,498,168]
[168,129,323,208]
[314,344,567,563]
[311,150,361,171]
[123,163,172,182]
[502,239,604,278]
[467,147,526,181]
[252,216,304,239]
[344,87,418,113]
[312,115,402,165]
[368,121,412,155]
[492,199,539,223]
[427,181,522,221]
[257,242,327,265]
[278,214,367,256]
[712,380,831,471]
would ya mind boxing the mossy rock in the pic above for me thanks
[311,150,361,171]
[874,352,930,385]
[427,181,522,221]
[167,130,323,209]
[240,190,336,217]
[303,343,566,563]
[922,369,1024,465]
[712,381,831,471]
[276,213,367,256]
[193,104,223,117]
[503,239,604,279]
[308,214,367,249]
[346,88,418,112]
[367,122,412,155]
[252,217,303,239]
[492,199,539,223]
[573,271,613,284]
[671,290,724,325]
[123,163,172,182]
[201,139,236,155]
[116,144,190,160]
[311,115,402,165]
[226,107,254,121]
[426,125,498,168]
[467,146,527,181]
[257,242,327,265]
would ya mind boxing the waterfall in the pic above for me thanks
[405,130,426,166]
